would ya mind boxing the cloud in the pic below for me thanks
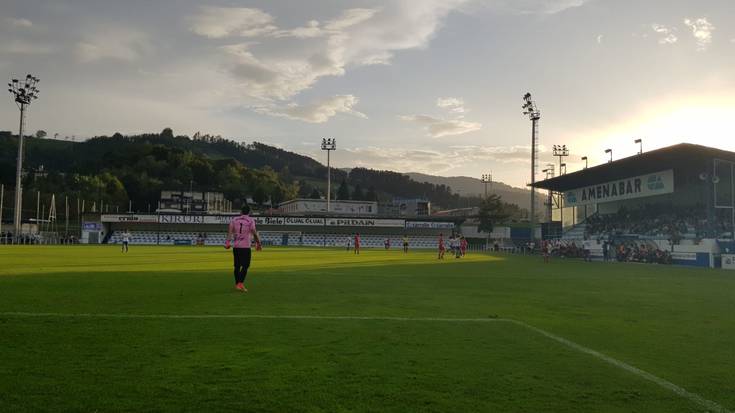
[5,18,33,28]
[436,97,466,114]
[255,94,367,123]
[75,28,153,62]
[401,96,482,137]
[651,24,677,44]
[339,144,538,175]
[189,7,277,38]
[192,2,467,101]
[0,39,53,55]
[478,0,590,15]
[684,17,715,51]
[400,115,482,138]
[596,34,603,44]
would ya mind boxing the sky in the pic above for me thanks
[1,0,734,188]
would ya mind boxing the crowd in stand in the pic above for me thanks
[603,241,672,264]
[584,205,709,241]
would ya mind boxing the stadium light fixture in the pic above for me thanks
[605,148,612,163]
[321,138,336,213]
[634,138,643,154]
[522,93,541,240]
[7,73,40,237]
[581,156,588,169]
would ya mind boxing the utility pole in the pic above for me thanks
[7,74,40,236]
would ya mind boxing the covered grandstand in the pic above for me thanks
[531,143,735,267]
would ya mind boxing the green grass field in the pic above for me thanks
[1,246,734,412]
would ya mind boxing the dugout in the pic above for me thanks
[531,143,735,239]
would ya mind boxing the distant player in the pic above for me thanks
[402,235,409,253]
[384,238,390,250]
[438,233,445,259]
[225,204,262,292]
[460,236,467,257]
[121,229,130,253]
[346,237,351,252]
[354,233,361,255]
[543,240,551,264]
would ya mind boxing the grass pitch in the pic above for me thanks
[1,246,734,412]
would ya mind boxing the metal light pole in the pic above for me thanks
[581,156,588,169]
[7,74,40,236]
[605,148,613,163]
[635,138,643,155]
[553,145,569,228]
[321,138,336,213]
[522,93,541,242]
[480,173,492,198]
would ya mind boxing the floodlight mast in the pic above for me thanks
[7,74,40,237]
[321,138,336,213]
[522,93,540,242]
[480,173,492,198]
[634,138,643,154]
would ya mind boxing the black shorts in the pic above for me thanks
[233,248,252,268]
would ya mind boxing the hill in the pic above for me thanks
[406,172,544,211]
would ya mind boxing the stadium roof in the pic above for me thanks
[530,143,735,192]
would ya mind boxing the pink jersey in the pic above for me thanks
[229,215,256,248]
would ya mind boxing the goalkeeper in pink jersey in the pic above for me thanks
[225,204,262,292]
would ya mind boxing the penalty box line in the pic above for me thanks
[1,311,731,413]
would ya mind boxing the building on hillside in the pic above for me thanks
[383,198,431,217]
[433,207,479,217]
[158,190,230,214]
[278,199,378,215]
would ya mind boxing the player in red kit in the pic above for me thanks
[438,233,445,260]
[354,233,361,254]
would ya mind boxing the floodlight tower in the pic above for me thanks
[552,145,569,173]
[605,148,613,163]
[7,74,40,236]
[581,156,588,169]
[480,173,492,198]
[522,93,541,239]
[634,138,643,155]
[321,138,336,212]
[542,164,555,222]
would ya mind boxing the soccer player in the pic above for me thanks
[354,233,361,254]
[225,204,262,292]
[402,234,409,254]
[384,238,390,250]
[438,233,445,259]
[460,236,467,257]
[346,236,351,252]
[121,229,130,253]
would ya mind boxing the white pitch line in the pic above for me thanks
[0,312,508,323]
[507,319,733,413]
[1,311,730,413]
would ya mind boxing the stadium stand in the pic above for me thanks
[108,231,440,249]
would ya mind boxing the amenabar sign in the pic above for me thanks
[563,169,674,207]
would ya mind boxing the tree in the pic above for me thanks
[352,183,365,201]
[309,188,322,199]
[337,179,350,200]
[365,186,377,202]
[478,194,510,234]
[252,186,268,206]
[35,130,47,139]
[160,128,174,140]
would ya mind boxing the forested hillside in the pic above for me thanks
[0,129,529,215]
